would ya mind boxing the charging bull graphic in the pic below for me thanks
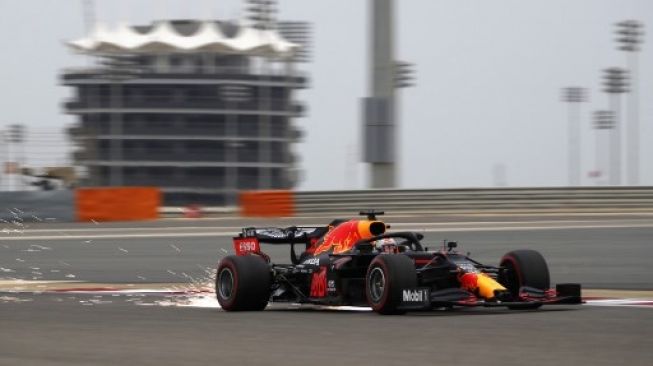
[312,220,386,255]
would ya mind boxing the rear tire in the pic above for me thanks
[216,255,271,311]
[499,249,550,310]
[365,255,417,315]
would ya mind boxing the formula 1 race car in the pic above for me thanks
[215,211,582,314]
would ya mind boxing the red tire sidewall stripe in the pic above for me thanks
[218,260,239,309]
[501,255,522,290]
[366,257,390,311]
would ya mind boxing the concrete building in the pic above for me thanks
[62,19,308,205]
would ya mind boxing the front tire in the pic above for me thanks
[365,255,417,315]
[499,249,550,309]
[216,255,271,311]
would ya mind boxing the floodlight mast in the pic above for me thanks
[561,87,587,186]
[364,0,396,188]
[615,20,644,186]
[592,110,615,185]
[363,0,415,188]
[602,67,628,186]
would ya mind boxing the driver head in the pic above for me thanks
[372,237,397,247]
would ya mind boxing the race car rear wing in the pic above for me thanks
[237,227,327,244]
[233,226,329,261]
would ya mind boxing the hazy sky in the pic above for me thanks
[0,0,651,190]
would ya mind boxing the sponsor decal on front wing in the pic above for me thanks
[400,288,431,309]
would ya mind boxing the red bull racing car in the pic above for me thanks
[215,211,582,314]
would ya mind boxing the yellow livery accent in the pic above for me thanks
[476,273,507,299]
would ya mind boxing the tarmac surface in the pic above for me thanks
[1,294,652,366]
[1,213,652,365]
[2,213,652,288]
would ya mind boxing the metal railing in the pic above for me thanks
[291,187,653,215]
[159,187,653,217]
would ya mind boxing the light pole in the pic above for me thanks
[602,67,628,186]
[246,0,276,30]
[592,110,615,185]
[278,21,311,63]
[561,87,587,186]
[616,20,644,186]
[362,0,396,188]
[363,0,415,188]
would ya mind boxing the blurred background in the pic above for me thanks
[0,0,651,209]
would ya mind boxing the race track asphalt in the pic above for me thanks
[1,214,652,365]
[2,214,652,288]
[0,295,651,366]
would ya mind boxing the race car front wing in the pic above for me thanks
[399,283,583,310]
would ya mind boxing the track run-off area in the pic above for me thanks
[1,213,652,365]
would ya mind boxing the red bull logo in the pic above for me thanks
[313,220,386,255]
[459,273,479,291]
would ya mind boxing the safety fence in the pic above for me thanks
[3,187,653,222]
[233,187,653,217]
[0,187,160,223]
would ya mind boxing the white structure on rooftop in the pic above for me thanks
[68,20,299,57]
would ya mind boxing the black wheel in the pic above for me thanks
[216,255,271,311]
[499,250,550,310]
[365,255,417,315]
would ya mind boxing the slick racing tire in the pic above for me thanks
[216,255,271,311]
[499,250,550,310]
[365,255,417,315]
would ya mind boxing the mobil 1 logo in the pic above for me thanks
[400,288,430,309]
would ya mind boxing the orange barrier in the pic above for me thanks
[75,187,161,222]
[239,190,294,217]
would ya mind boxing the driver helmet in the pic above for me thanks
[372,237,397,247]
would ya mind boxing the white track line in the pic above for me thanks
[150,296,653,310]
[3,283,652,310]
[4,218,653,233]
[2,222,653,241]
[585,299,653,308]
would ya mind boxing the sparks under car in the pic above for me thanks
[215,211,582,314]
